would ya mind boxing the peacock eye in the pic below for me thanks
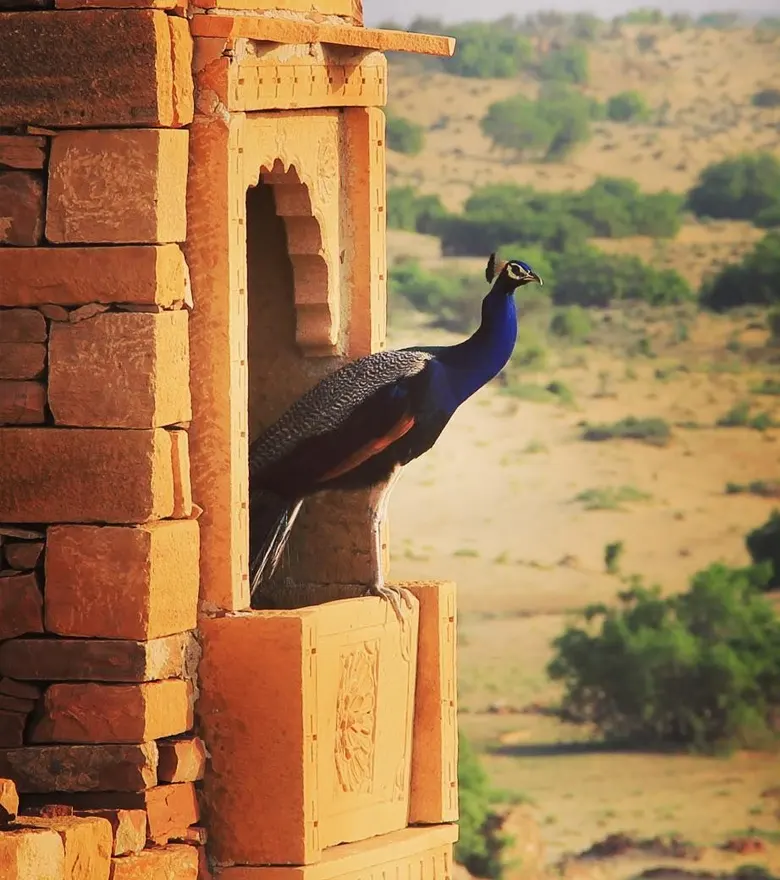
[506,264,521,280]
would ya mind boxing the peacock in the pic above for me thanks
[249,253,543,615]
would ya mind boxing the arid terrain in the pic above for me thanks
[384,20,780,880]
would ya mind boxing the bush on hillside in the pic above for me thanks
[456,732,511,878]
[752,88,780,108]
[538,84,594,160]
[746,510,780,589]
[549,305,592,341]
[606,90,651,122]
[699,232,780,311]
[548,562,780,749]
[687,153,780,222]
[389,260,485,333]
[387,187,448,234]
[538,43,589,84]
[386,113,425,155]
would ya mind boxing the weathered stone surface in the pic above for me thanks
[45,522,198,641]
[0,777,18,824]
[169,429,193,517]
[0,10,190,128]
[0,744,158,793]
[16,815,112,880]
[0,428,175,523]
[0,171,43,245]
[5,541,44,570]
[108,843,197,880]
[0,679,40,700]
[0,692,36,713]
[57,0,175,6]
[0,309,46,343]
[0,826,64,880]
[48,312,191,428]
[0,136,46,171]
[0,632,198,682]
[0,572,43,639]
[73,810,146,857]
[0,381,46,425]
[32,681,193,744]
[157,737,206,783]
[0,245,189,307]
[0,343,45,379]
[38,304,70,322]
[0,712,25,747]
[47,130,188,244]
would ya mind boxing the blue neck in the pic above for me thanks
[429,283,518,406]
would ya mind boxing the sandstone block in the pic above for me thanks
[219,825,458,879]
[0,343,45,379]
[0,744,158,793]
[0,572,43,639]
[0,245,189,308]
[48,312,191,428]
[0,10,190,128]
[157,737,206,783]
[0,693,36,713]
[32,681,193,744]
[0,428,175,523]
[0,171,43,245]
[404,581,458,824]
[0,632,198,682]
[0,777,18,824]
[0,309,46,343]
[0,712,25,748]
[0,381,46,425]
[47,130,188,244]
[5,541,44,570]
[0,680,41,701]
[73,810,146,857]
[0,136,46,171]
[45,522,198,641]
[0,826,64,880]
[109,843,197,880]
[16,815,112,880]
[199,598,419,865]
[169,429,194,517]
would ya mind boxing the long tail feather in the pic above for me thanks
[249,490,303,598]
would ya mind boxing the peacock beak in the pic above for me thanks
[528,271,543,286]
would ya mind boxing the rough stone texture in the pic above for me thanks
[219,826,458,879]
[48,312,191,428]
[404,581,459,825]
[169,429,194,517]
[0,381,46,425]
[0,826,65,880]
[47,130,188,244]
[108,843,197,880]
[0,744,158,793]
[0,136,46,171]
[0,693,36,713]
[16,815,112,880]
[45,522,199,641]
[0,712,26,747]
[0,171,43,245]
[31,681,194,744]
[199,599,419,865]
[0,679,40,700]
[0,309,46,343]
[0,777,19,824]
[169,17,194,127]
[0,10,191,128]
[157,737,206,783]
[0,428,175,523]
[5,541,44,570]
[0,631,199,682]
[0,342,45,379]
[0,571,43,639]
[73,810,146,857]
[0,245,189,307]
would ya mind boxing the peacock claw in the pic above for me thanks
[366,583,414,623]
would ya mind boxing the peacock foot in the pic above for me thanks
[365,582,415,624]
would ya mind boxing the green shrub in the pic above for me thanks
[386,113,425,155]
[387,187,448,234]
[538,43,589,84]
[700,233,780,311]
[389,260,483,333]
[581,415,672,446]
[753,88,780,109]
[549,305,592,341]
[725,480,780,499]
[547,562,780,748]
[746,510,780,588]
[606,90,650,122]
[752,378,780,396]
[716,400,777,431]
[604,540,624,574]
[456,732,511,878]
[575,485,651,510]
[687,153,780,222]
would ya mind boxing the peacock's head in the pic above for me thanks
[485,253,543,292]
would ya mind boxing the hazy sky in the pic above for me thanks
[364,0,778,26]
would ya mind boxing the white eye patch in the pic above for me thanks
[505,263,522,280]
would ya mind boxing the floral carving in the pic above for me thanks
[335,640,379,793]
